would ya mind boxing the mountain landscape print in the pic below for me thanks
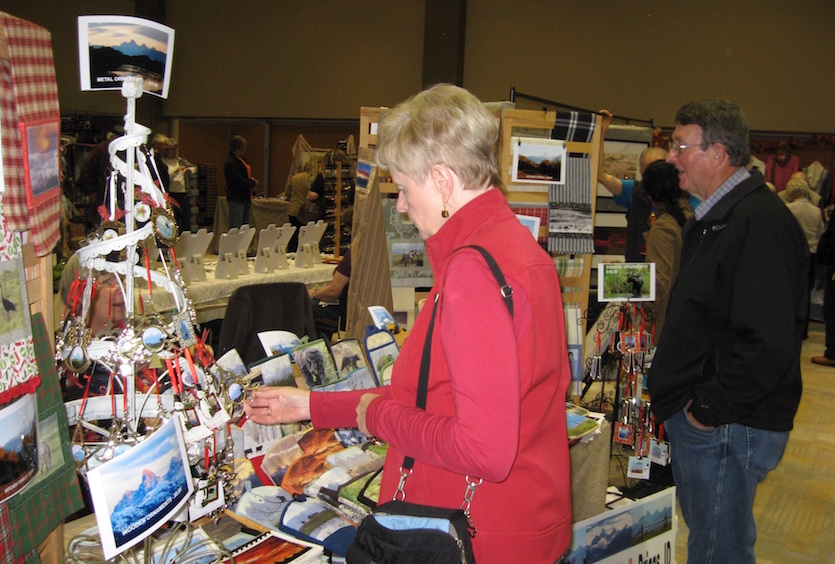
[88,416,192,559]
[109,455,189,545]
[585,510,633,561]
[78,16,174,98]
[511,137,566,184]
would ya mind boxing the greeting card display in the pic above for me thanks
[60,38,247,557]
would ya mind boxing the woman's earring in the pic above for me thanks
[441,204,449,218]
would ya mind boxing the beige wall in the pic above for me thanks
[4,1,834,131]
[464,1,835,132]
[164,1,426,120]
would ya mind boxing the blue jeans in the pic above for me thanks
[228,199,251,229]
[664,409,789,563]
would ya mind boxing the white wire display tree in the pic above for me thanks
[58,78,238,562]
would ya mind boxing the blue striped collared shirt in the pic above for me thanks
[694,167,751,221]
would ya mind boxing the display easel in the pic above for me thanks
[215,225,256,279]
[253,223,294,272]
[495,94,603,397]
[294,219,327,268]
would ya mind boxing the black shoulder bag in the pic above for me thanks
[346,246,513,564]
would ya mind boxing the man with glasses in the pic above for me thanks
[647,99,806,563]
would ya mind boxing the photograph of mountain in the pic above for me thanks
[585,510,633,561]
[21,118,61,202]
[88,415,193,559]
[564,488,676,564]
[511,136,566,185]
[78,16,175,98]
[631,494,673,544]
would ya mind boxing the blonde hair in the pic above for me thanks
[376,84,503,190]
[785,178,811,201]
[59,253,80,305]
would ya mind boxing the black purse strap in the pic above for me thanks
[403,245,513,475]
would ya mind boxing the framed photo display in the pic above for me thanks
[597,262,656,302]
[18,118,61,207]
[510,137,566,185]
[78,15,175,98]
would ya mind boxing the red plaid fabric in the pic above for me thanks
[0,501,14,564]
[0,13,61,256]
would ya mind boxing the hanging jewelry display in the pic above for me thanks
[58,76,241,558]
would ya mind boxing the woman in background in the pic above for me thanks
[162,137,198,232]
[244,84,572,563]
[285,162,325,251]
[223,135,258,229]
[641,159,692,343]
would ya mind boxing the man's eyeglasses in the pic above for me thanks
[670,140,701,156]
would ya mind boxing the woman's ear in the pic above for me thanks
[430,164,455,196]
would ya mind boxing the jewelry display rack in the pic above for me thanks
[58,78,239,562]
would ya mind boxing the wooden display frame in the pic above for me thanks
[497,108,602,341]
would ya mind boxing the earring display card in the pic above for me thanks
[216,226,255,279]
[295,220,326,268]
[254,224,282,273]
[173,229,212,283]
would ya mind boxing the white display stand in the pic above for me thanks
[174,228,213,283]
[215,225,256,279]
[294,220,327,268]
[253,223,295,273]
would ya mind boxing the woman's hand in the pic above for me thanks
[244,386,311,425]
[356,393,381,436]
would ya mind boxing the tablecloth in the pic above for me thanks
[141,257,335,323]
